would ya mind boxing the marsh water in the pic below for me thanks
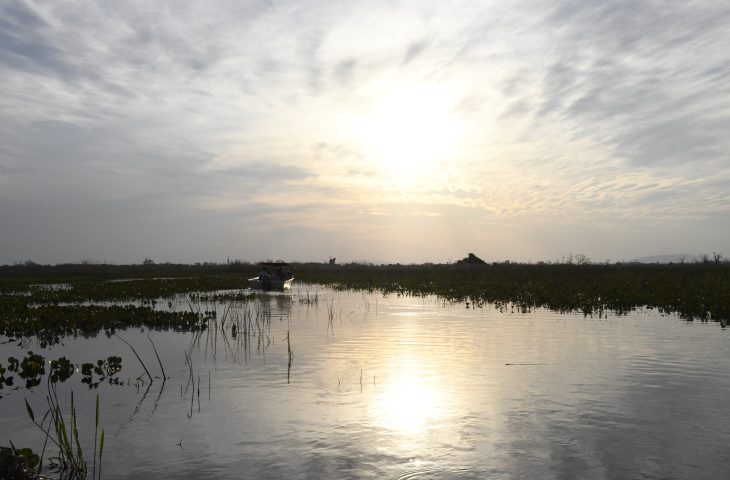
[2,286,730,479]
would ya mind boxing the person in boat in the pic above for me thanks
[259,267,271,280]
[276,266,285,280]
[259,267,272,289]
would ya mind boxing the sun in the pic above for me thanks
[355,83,463,181]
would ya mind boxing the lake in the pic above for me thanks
[2,286,729,479]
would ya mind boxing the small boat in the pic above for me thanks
[248,262,295,291]
[248,276,295,291]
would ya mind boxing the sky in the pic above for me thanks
[1,0,729,265]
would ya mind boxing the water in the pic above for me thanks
[2,287,730,479]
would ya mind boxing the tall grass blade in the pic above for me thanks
[98,429,105,480]
[117,334,153,383]
[93,394,99,479]
[25,398,35,422]
[147,332,166,379]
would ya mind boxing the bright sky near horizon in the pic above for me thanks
[1,0,729,264]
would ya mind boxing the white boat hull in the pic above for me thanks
[248,276,294,291]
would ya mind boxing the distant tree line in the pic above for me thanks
[1,251,726,279]
[0,259,256,278]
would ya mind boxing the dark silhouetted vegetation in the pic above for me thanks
[294,260,730,324]
[0,445,40,480]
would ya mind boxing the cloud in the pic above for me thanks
[1,0,729,263]
[0,1,97,83]
[402,40,430,65]
[536,1,730,167]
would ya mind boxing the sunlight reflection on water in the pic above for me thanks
[373,358,446,434]
[1,287,730,479]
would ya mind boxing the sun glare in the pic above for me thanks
[355,84,463,182]
[374,365,445,433]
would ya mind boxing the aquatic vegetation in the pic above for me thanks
[1,352,46,388]
[24,391,105,480]
[0,445,40,480]
[2,260,729,335]
[80,357,123,388]
[0,271,251,305]
[49,357,75,384]
[1,353,124,392]
[286,330,293,384]
[294,261,730,323]
[0,271,250,348]
[1,304,205,347]
[146,333,166,380]
[297,286,320,304]
[192,291,258,303]
[0,365,12,389]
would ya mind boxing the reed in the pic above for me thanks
[361,292,370,312]
[326,298,335,334]
[286,330,293,384]
[146,333,166,380]
[92,394,99,480]
[116,335,153,383]
[24,388,105,479]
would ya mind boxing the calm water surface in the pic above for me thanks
[2,286,729,479]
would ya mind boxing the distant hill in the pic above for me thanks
[634,254,700,264]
